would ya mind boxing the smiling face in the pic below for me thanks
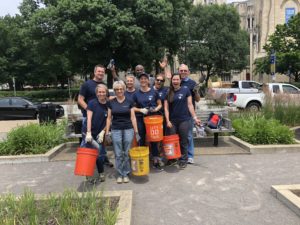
[94,66,105,82]
[126,76,135,89]
[178,64,190,79]
[171,74,181,88]
[154,74,165,89]
[139,76,149,88]
[114,85,125,97]
[96,85,107,101]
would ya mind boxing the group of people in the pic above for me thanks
[77,60,201,184]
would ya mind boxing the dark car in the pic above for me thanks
[0,97,64,120]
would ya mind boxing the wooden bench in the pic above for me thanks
[195,108,235,146]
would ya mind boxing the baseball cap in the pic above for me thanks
[138,72,150,80]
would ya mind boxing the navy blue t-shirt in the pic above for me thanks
[132,89,159,117]
[85,99,107,139]
[79,79,105,117]
[167,87,191,122]
[108,98,133,130]
[181,78,196,107]
[154,86,168,114]
[125,90,136,103]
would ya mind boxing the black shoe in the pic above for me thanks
[165,159,178,167]
[153,162,164,171]
[178,161,187,169]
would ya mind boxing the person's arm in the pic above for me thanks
[87,109,93,132]
[110,65,120,82]
[194,89,201,102]
[78,94,87,111]
[152,99,162,112]
[159,57,171,79]
[164,99,172,128]
[105,108,112,134]
[187,96,200,125]
[130,108,138,133]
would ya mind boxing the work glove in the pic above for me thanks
[140,108,149,115]
[85,132,92,143]
[135,132,141,143]
[105,132,112,145]
[97,130,105,143]
[149,107,158,113]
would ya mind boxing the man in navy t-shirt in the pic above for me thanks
[77,64,113,166]
[179,64,200,165]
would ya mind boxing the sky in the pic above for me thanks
[0,0,248,17]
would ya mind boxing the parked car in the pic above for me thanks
[0,97,64,120]
[232,83,300,111]
[208,80,261,99]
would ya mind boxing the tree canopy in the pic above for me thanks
[255,13,300,82]
[181,4,249,85]
[0,0,193,89]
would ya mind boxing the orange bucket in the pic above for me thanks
[74,148,98,176]
[162,134,181,159]
[144,115,163,142]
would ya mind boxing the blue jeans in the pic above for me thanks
[187,118,194,159]
[80,117,87,147]
[111,128,134,177]
[85,141,105,173]
[136,116,159,158]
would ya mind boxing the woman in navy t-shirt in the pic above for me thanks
[164,74,200,169]
[132,73,163,170]
[84,84,108,183]
[106,81,139,184]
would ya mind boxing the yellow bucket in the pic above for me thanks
[129,146,149,176]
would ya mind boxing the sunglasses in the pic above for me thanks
[156,79,165,83]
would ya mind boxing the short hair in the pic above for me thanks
[95,84,108,95]
[126,74,135,80]
[113,80,126,90]
[94,64,105,73]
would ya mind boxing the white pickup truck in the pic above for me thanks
[209,80,261,99]
[232,83,300,110]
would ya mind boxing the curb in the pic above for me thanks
[230,136,300,154]
[31,190,133,225]
[271,184,300,217]
[0,142,74,165]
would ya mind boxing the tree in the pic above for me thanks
[181,4,249,85]
[259,13,300,82]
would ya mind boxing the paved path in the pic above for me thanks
[0,153,299,225]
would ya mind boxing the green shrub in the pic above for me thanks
[0,121,66,155]
[262,93,300,126]
[232,115,295,145]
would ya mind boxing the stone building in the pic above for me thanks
[231,0,300,82]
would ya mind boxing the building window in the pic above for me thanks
[285,8,295,23]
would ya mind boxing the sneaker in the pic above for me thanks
[99,173,105,182]
[187,158,194,164]
[178,161,187,169]
[117,176,123,184]
[123,176,129,183]
[153,162,164,171]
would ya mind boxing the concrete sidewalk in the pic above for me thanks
[0,153,299,225]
